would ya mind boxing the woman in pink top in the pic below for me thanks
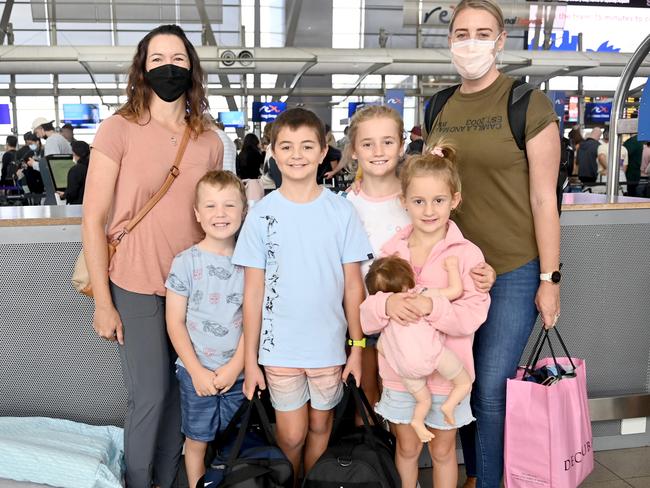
[360,146,490,488]
[83,25,222,488]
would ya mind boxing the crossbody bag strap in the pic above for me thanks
[113,125,192,244]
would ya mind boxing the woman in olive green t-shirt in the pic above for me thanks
[392,1,561,488]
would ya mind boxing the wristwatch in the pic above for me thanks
[540,270,562,284]
[347,338,367,348]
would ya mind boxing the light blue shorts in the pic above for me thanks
[375,387,475,431]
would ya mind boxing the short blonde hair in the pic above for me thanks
[400,141,461,198]
[450,0,505,33]
[194,170,248,216]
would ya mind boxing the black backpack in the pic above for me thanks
[424,79,568,214]
[199,391,293,488]
[302,377,401,488]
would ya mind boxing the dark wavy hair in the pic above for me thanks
[242,133,260,151]
[116,24,210,137]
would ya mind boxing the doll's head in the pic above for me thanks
[365,256,416,295]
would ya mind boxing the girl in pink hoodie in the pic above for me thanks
[360,146,491,488]
[365,254,473,444]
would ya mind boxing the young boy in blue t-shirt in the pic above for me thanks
[165,171,248,487]
[233,108,372,481]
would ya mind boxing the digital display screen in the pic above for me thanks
[252,102,286,122]
[47,156,75,191]
[62,104,100,128]
[0,104,10,124]
[219,111,246,128]
[584,102,612,124]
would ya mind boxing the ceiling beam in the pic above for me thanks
[282,59,318,100]
[273,0,304,101]
[343,62,391,98]
[0,0,14,46]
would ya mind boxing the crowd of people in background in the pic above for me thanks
[569,119,650,196]
[2,109,648,207]
[0,117,75,202]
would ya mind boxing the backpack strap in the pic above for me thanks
[508,79,534,153]
[424,84,460,136]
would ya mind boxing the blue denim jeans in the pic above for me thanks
[460,258,540,488]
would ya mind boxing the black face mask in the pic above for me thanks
[144,64,192,103]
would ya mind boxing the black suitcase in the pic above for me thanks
[198,391,293,488]
[302,376,401,488]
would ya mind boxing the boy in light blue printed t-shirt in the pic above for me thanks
[232,108,373,482]
[165,171,248,488]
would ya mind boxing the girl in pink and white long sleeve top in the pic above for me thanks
[361,221,490,397]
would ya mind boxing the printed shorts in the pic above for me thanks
[375,387,475,431]
[264,365,343,412]
[176,365,245,442]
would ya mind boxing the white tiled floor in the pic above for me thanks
[175,446,650,487]
[415,447,650,488]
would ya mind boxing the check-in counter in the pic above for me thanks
[0,198,649,449]
[0,205,127,427]
[551,194,650,449]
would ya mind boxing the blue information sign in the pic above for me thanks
[0,104,11,124]
[638,79,650,142]
[385,89,405,116]
[252,101,286,122]
[585,102,612,124]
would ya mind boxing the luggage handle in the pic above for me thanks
[208,388,278,467]
[226,391,278,466]
[348,376,380,431]
[522,326,576,381]
[344,376,398,485]
[331,375,381,439]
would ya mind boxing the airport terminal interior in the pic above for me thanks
[0,0,649,487]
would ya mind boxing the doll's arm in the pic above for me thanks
[420,256,463,302]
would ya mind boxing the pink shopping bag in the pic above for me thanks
[504,328,593,488]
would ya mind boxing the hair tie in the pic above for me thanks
[431,146,444,158]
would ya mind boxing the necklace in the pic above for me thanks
[170,135,177,146]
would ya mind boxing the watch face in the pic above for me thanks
[551,271,562,283]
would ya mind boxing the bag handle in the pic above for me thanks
[213,394,252,450]
[331,375,381,440]
[225,390,278,466]
[522,326,576,381]
[348,376,381,430]
[111,125,192,245]
[344,376,397,485]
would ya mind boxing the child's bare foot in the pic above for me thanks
[411,420,435,443]
[444,255,459,270]
[440,401,456,426]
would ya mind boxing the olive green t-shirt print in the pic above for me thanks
[427,74,557,275]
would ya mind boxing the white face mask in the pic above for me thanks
[29,144,37,151]
[450,35,501,80]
